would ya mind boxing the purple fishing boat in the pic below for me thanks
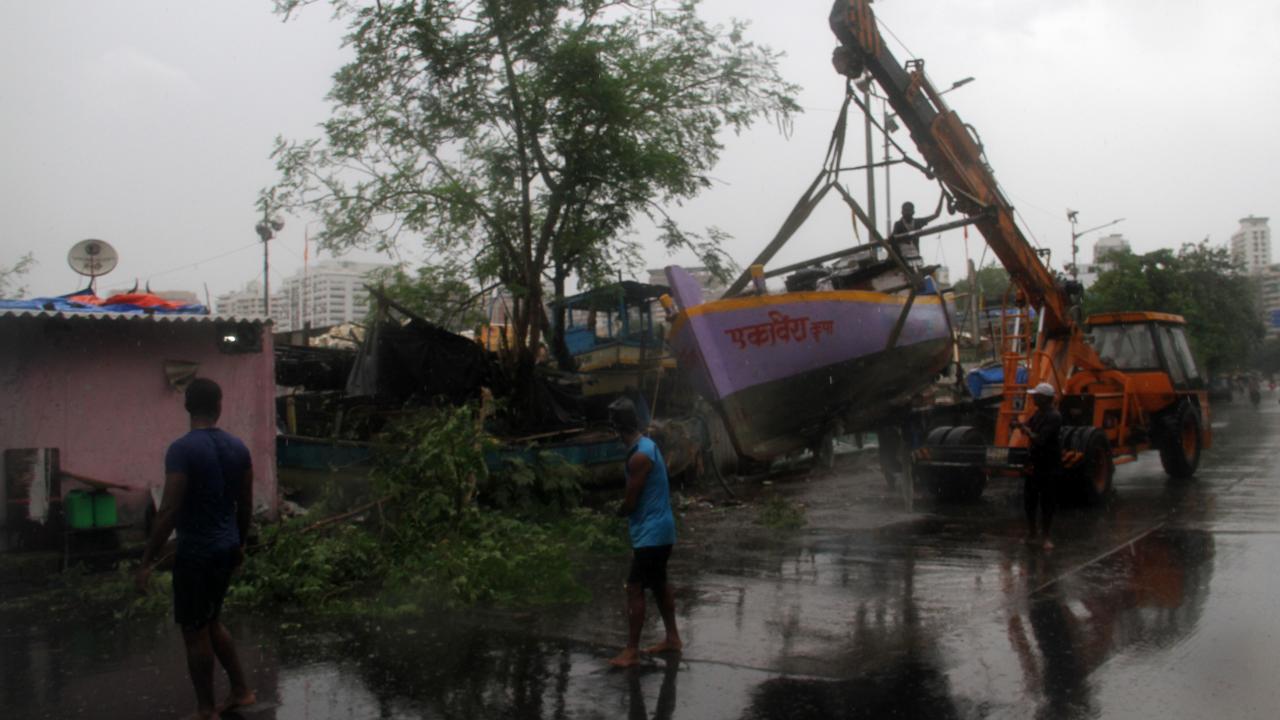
[664,264,951,461]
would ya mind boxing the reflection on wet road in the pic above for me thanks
[3,403,1278,719]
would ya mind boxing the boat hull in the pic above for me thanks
[668,288,951,460]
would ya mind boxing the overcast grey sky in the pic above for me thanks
[2,0,1277,301]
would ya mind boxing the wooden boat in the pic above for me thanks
[664,264,952,461]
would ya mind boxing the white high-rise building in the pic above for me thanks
[1078,233,1131,289]
[1092,234,1130,266]
[1260,263,1280,338]
[1231,216,1271,275]
[215,280,287,324]
[279,260,392,332]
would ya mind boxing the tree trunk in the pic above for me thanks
[550,262,577,372]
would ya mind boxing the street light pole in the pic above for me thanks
[1067,210,1125,279]
[255,213,284,319]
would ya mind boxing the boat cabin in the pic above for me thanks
[553,281,670,396]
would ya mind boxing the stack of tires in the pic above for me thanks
[915,426,986,501]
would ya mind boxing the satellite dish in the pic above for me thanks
[67,239,118,280]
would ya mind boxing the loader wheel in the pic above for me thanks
[916,426,987,502]
[1063,426,1113,506]
[1160,403,1202,479]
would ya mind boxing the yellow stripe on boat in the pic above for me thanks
[669,290,942,337]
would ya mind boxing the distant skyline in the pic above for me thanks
[3,0,1277,300]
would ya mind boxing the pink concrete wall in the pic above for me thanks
[0,317,276,524]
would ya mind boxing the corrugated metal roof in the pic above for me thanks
[0,307,269,325]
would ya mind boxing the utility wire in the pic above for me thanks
[144,241,260,282]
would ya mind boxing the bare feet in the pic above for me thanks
[218,689,257,712]
[609,647,641,668]
[644,638,683,654]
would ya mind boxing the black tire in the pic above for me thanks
[1063,426,1113,506]
[912,426,951,496]
[915,426,987,501]
[1159,402,1202,479]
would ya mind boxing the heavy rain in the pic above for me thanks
[2,1,1278,719]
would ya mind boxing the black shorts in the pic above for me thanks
[173,548,235,631]
[627,544,672,592]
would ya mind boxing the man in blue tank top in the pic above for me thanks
[137,378,256,718]
[608,398,682,668]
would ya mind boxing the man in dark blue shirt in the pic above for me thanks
[137,378,256,718]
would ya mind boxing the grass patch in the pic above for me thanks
[756,494,807,530]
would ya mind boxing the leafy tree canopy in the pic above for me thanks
[370,264,490,333]
[266,0,800,373]
[1083,241,1263,374]
[954,263,1010,305]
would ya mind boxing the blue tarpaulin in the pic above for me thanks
[0,290,207,315]
[966,365,1028,398]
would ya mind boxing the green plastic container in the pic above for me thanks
[66,490,94,530]
[92,492,118,527]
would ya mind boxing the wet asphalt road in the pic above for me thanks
[3,400,1279,719]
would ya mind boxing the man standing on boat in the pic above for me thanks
[1011,383,1063,551]
[608,397,682,668]
[889,199,943,264]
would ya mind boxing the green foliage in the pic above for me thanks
[0,252,35,298]
[228,404,623,613]
[396,509,626,607]
[373,404,493,531]
[954,263,1011,304]
[266,0,799,366]
[755,494,806,531]
[485,452,585,514]
[1084,242,1263,373]
[228,521,385,609]
[369,264,488,332]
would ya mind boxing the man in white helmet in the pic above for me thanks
[1011,382,1063,551]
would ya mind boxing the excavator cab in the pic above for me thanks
[1086,312,1203,390]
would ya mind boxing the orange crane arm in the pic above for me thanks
[829,0,1074,335]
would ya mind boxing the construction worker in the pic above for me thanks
[1012,383,1063,551]
[889,199,942,263]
